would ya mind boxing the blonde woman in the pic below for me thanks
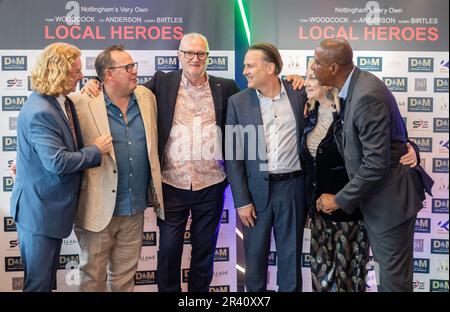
[10,42,111,291]
[300,60,418,291]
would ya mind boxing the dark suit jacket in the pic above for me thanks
[334,67,431,233]
[144,70,240,163]
[10,93,101,238]
[225,80,307,211]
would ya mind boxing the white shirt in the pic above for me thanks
[56,94,68,119]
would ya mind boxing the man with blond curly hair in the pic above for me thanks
[10,42,112,292]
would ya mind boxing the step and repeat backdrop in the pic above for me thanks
[247,0,449,292]
[0,0,237,292]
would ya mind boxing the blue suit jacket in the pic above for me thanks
[10,92,101,239]
[225,81,307,211]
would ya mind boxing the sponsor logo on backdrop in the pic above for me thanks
[285,55,301,70]
[436,219,449,235]
[5,256,23,272]
[139,255,155,263]
[183,230,191,244]
[433,158,449,173]
[85,57,96,70]
[413,258,430,274]
[155,56,178,71]
[439,59,449,74]
[434,78,449,92]
[436,177,449,193]
[27,76,32,91]
[58,254,79,270]
[9,117,17,131]
[137,76,152,85]
[357,57,382,71]
[2,136,17,152]
[434,118,449,133]
[407,97,433,112]
[432,199,449,214]
[268,251,277,266]
[12,277,24,291]
[438,140,449,153]
[207,56,228,71]
[411,119,429,130]
[2,96,26,111]
[209,285,230,292]
[409,137,432,153]
[78,76,97,89]
[3,177,14,192]
[413,279,426,291]
[4,217,16,232]
[182,268,189,283]
[142,231,156,246]
[415,218,431,233]
[213,270,228,278]
[382,77,407,92]
[2,56,27,71]
[4,77,25,90]
[221,209,229,224]
[62,239,78,247]
[214,247,229,262]
[414,78,427,92]
[301,253,312,268]
[408,57,433,72]
[434,259,449,275]
[413,238,424,253]
[431,239,449,254]
[9,238,19,249]
[430,279,448,292]
[134,270,156,285]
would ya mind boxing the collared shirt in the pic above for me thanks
[162,73,226,191]
[56,95,68,119]
[338,66,356,100]
[104,90,151,216]
[257,80,301,174]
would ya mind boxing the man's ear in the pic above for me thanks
[266,62,276,75]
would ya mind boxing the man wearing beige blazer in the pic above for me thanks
[69,45,163,292]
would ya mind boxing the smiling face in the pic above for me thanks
[304,63,325,103]
[106,50,138,94]
[243,49,272,90]
[178,35,209,81]
[65,57,83,94]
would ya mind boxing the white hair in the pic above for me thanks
[179,33,209,51]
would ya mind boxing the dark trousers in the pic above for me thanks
[366,215,416,292]
[243,176,306,292]
[157,180,227,292]
[17,223,62,292]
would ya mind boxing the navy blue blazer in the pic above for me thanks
[10,93,101,239]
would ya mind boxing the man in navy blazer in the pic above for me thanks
[226,43,307,291]
[10,42,112,292]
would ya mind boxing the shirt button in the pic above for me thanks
[318,148,323,154]
[130,173,133,177]
[113,170,117,173]
[128,142,131,145]
[130,157,133,161]
[112,190,116,193]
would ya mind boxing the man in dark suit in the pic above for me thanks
[225,42,307,292]
[10,42,112,291]
[314,38,432,292]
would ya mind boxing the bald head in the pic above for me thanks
[318,38,353,67]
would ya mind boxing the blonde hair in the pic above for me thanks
[31,42,81,96]
[305,59,340,113]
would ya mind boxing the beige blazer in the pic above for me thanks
[70,85,164,232]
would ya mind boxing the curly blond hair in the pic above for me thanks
[31,42,81,96]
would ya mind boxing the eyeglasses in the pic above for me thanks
[179,50,209,60]
[108,62,138,73]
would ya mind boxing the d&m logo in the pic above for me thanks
[434,78,449,93]
[408,57,434,72]
[433,158,449,173]
[413,258,430,274]
[137,76,152,85]
[301,253,312,268]
[4,217,16,232]
[382,77,407,92]
[409,137,432,153]
[2,96,26,111]
[58,254,79,269]
[431,239,449,254]
[413,238,424,253]
[432,199,449,214]
[78,76,97,89]
[414,78,427,92]
[268,251,277,266]
[411,119,429,130]
[209,285,230,292]
[3,177,14,192]
[182,268,190,283]
[357,57,382,72]
[134,270,156,285]
[415,218,431,233]
[155,56,178,71]
[221,209,229,224]
[430,280,448,292]
[142,231,156,246]
[207,56,228,71]
[434,118,449,133]
[2,56,27,71]
[407,97,433,112]
[214,247,229,262]
[2,136,17,152]
[5,256,23,272]
[183,230,191,244]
